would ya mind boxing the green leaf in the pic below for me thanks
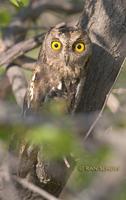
[0,9,11,26]
[10,0,23,7]
[0,125,13,142]
[9,0,29,8]
[27,124,75,158]
[21,0,29,6]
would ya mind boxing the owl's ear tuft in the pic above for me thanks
[46,27,54,35]
[55,22,66,29]
[48,22,66,33]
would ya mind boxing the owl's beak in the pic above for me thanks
[64,55,69,66]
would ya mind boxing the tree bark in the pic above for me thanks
[77,0,126,114]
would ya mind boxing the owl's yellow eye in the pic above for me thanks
[74,42,85,53]
[51,41,62,51]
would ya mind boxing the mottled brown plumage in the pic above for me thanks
[20,23,92,196]
[24,23,92,114]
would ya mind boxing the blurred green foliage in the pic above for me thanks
[0,125,13,143]
[114,182,126,200]
[69,146,110,190]
[0,9,11,26]
[9,0,29,8]
[114,59,126,89]
[26,123,76,158]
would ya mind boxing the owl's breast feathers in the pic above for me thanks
[24,62,84,114]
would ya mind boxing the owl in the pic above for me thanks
[24,23,92,115]
[20,23,92,195]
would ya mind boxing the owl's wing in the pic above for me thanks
[23,89,36,116]
[23,65,46,116]
[23,68,64,116]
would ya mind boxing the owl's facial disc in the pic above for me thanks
[44,26,92,68]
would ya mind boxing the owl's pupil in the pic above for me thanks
[55,44,58,48]
[77,45,81,49]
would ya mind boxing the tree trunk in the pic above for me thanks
[77,0,126,114]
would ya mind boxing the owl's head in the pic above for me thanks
[41,23,92,68]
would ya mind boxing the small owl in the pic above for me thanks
[20,23,92,194]
[24,23,92,115]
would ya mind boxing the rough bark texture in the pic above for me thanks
[77,0,126,113]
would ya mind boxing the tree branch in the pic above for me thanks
[0,34,43,67]
[6,66,27,108]
[14,177,59,200]
[15,56,36,71]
